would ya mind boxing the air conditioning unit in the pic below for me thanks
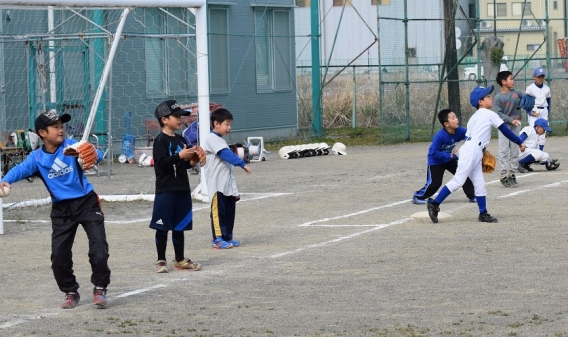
[538,19,546,27]
[522,20,533,27]
[480,21,492,28]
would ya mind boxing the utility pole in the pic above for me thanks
[443,0,461,119]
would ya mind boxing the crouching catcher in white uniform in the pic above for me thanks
[518,118,559,172]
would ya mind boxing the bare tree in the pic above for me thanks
[480,36,504,87]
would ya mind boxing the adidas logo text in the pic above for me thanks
[48,158,73,179]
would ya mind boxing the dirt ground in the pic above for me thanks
[1,136,568,336]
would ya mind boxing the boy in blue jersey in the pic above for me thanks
[0,111,110,309]
[412,109,476,205]
[150,100,203,273]
[203,108,251,249]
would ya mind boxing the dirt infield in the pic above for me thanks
[1,137,568,336]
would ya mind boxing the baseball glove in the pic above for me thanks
[63,140,98,170]
[481,149,496,173]
[188,146,206,166]
[519,94,535,113]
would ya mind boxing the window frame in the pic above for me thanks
[254,7,293,93]
[209,7,230,94]
[144,8,193,99]
[487,3,507,17]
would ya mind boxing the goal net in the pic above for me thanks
[0,2,209,230]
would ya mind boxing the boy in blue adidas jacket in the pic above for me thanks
[0,111,110,309]
[412,109,476,204]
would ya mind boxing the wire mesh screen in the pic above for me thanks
[294,0,568,143]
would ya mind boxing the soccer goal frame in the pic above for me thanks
[0,0,211,234]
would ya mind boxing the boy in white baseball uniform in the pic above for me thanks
[518,118,559,171]
[426,85,526,223]
[525,66,551,153]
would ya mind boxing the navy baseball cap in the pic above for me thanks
[534,118,552,132]
[35,111,71,134]
[469,85,494,108]
[155,100,191,120]
[533,67,546,77]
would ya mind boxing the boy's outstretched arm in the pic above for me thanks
[1,154,38,185]
[218,148,252,174]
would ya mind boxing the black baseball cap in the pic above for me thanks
[155,100,191,120]
[35,111,71,134]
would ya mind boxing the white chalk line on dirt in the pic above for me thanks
[269,218,412,259]
[1,192,291,224]
[297,200,409,227]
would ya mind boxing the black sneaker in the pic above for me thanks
[546,161,560,171]
[426,198,439,223]
[479,212,498,223]
[521,163,533,172]
[509,174,518,186]
[500,176,512,188]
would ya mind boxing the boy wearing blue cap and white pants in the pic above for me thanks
[525,66,551,154]
[426,85,526,224]
[518,118,559,171]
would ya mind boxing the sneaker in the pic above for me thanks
[228,239,241,247]
[517,165,528,173]
[509,174,518,186]
[469,197,477,203]
[412,196,426,205]
[173,258,201,271]
[426,198,439,223]
[479,212,498,223]
[546,161,560,171]
[155,260,168,273]
[520,163,533,172]
[93,287,107,307]
[61,291,80,309]
[500,176,512,188]
[212,237,233,249]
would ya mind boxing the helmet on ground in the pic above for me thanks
[331,142,347,155]
[279,146,292,159]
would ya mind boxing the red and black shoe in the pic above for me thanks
[93,287,107,308]
[60,291,80,309]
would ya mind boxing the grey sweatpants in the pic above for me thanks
[498,123,521,177]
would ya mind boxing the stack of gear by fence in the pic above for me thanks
[278,142,346,159]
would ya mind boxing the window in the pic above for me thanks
[255,9,293,92]
[144,8,194,98]
[296,0,310,7]
[209,8,229,94]
[468,4,476,18]
[512,2,531,16]
[527,44,541,51]
[372,0,390,4]
[333,0,351,6]
[554,1,558,10]
[487,3,507,17]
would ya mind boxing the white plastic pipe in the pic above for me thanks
[1,0,205,7]
[82,7,130,141]
[194,5,210,202]
[48,6,57,112]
